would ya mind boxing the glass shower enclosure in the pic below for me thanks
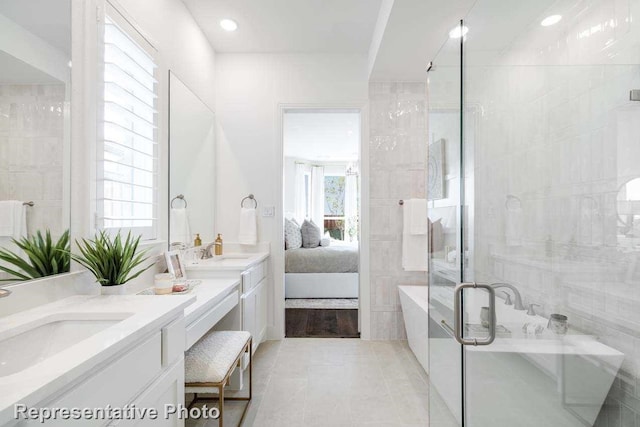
[428,1,640,426]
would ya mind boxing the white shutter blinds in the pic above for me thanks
[97,12,158,239]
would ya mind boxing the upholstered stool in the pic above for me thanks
[185,331,252,427]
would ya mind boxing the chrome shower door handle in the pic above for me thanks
[454,282,496,346]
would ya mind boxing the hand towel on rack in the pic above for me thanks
[407,199,428,234]
[402,199,429,271]
[0,201,27,238]
[238,208,257,245]
[170,208,191,245]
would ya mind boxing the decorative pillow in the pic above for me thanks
[284,218,302,249]
[301,219,321,248]
[320,237,330,247]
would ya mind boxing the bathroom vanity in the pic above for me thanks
[0,295,193,426]
[185,246,270,355]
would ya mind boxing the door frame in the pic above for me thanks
[274,102,370,339]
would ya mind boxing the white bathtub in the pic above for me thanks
[399,285,429,375]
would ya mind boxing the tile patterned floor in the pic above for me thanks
[186,338,456,427]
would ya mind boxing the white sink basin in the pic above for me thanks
[214,254,253,260]
[0,313,131,377]
[188,253,254,266]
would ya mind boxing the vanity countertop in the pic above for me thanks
[181,277,241,323]
[185,251,269,272]
[0,294,194,425]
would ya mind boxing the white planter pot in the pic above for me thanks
[101,284,127,295]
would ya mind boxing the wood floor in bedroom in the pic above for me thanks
[285,308,360,338]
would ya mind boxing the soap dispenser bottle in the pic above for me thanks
[194,233,202,247]
[214,234,223,256]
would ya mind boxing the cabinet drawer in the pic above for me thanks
[251,261,265,289]
[30,333,162,426]
[110,359,185,427]
[186,291,239,349]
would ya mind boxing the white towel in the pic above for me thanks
[402,199,429,271]
[238,208,257,245]
[170,208,191,245]
[407,199,428,235]
[0,201,26,238]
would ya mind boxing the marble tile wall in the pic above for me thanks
[368,82,429,340]
[0,84,65,234]
[0,84,66,281]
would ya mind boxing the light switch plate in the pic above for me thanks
[262,206,275,217]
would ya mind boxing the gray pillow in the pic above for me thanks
[300,219,321,248]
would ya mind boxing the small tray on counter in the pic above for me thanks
[137,280,201,296]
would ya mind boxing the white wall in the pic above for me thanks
[0,13,70,84]
[283,156,298,216]
[215,53,369,338]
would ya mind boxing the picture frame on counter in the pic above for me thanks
[165,250,186,280]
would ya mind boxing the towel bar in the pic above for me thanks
[23,201,34,207]
[171,194,187,208]
[241,194,258,208]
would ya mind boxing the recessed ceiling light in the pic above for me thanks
[220,19,238,32]
[541,15,562,27]
[449,25,469,39]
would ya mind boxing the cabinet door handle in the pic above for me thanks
[454,282,496,346]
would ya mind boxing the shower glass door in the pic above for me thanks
[427,21,465,427]
[429,1,640,426]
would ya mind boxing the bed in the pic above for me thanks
[285,243,359,298]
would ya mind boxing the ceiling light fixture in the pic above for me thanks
[220,19,238,32]
[449,25,469,39]
[541,15,562,27]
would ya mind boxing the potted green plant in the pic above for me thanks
[70,230,153,295]
[0,229,71,281]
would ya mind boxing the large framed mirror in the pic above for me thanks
[0,0,71,284]
[168,71,215,248]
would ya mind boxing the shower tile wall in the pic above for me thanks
[0,84,66,237]
[369,82,428,340]
[461,1,640,424]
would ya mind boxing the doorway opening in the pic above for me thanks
[282,109,361,338]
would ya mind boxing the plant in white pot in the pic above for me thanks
[70,231,152,295]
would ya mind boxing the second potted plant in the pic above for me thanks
[70,230,152,295]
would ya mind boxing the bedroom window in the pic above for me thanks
[96,9,158,240]
[324,175,346,240]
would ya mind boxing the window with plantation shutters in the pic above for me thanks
[97,10,158,239]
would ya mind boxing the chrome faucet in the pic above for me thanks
[201,243,215,259]
[498,290,513,306]
[490,283,525,310]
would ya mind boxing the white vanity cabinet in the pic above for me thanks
[10,312,188,427]
[241,260,268,354]
[186,253,270,355]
